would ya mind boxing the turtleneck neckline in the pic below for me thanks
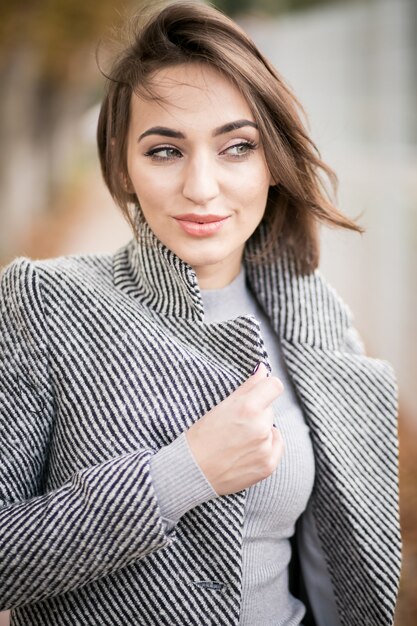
[199,265,249,324]
[199,265,245,295]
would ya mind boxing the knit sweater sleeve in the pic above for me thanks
[149,431,218,531]
[0,259,175,610]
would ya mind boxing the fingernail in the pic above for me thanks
[251,362,261,375]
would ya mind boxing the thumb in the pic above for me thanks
[235,361,268,395]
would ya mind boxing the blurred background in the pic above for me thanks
[0,0,415,623]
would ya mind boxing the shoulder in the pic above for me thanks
[0,249,120,338]
[312,267,366,355]
[312,266,354,321]
[1,249,114,298]
[34,249,113,285]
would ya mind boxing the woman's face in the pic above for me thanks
[126,63,272,289]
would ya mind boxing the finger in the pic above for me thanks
[271,426,284,460]
[234,362,269,396]
[246,375,284,411]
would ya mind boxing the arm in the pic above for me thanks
[149,430,219,532]
[0,259,174,610]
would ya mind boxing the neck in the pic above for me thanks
[195,266,241,290]
[193,249,244,290]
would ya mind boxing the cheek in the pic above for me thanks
[234,169,270,212]
[233,158,270,194]
[129,165,179,204]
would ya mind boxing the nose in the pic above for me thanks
[182,150,220,206]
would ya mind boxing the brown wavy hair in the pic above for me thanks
[97,0,363,274]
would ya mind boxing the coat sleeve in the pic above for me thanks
[0,258,175,611]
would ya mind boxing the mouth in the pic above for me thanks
[174,214,230,237]
[174,214,230,224]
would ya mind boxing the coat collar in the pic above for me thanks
[112,213,351,350]
[243,233,351,350]
[113,214,204,322]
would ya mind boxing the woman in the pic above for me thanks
[0,2,401,625]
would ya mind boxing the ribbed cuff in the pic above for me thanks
[149,431,218,528]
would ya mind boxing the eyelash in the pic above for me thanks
[143,141,258,162]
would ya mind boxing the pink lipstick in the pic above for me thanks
[174,214,230,237]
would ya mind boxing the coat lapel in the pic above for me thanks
[245,224,401,626]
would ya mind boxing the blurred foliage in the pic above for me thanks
[0,0,136,82]
[0,0,354,81]
[214,0,352,16]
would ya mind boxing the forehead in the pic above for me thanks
[130,63,255,132]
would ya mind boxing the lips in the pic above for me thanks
[175,214,229,223]
[174,214,230,237]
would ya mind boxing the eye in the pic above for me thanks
[144,146,183,161]
[222,141,258,159]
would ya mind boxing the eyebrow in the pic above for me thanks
[138,119,258,142]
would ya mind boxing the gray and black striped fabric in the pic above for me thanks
[0,217,401,625]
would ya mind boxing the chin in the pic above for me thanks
[171,240,228,265]
[180,252,225,269]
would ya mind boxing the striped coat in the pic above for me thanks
[0,218,401,625]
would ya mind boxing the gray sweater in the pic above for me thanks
[149,265,341,625]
